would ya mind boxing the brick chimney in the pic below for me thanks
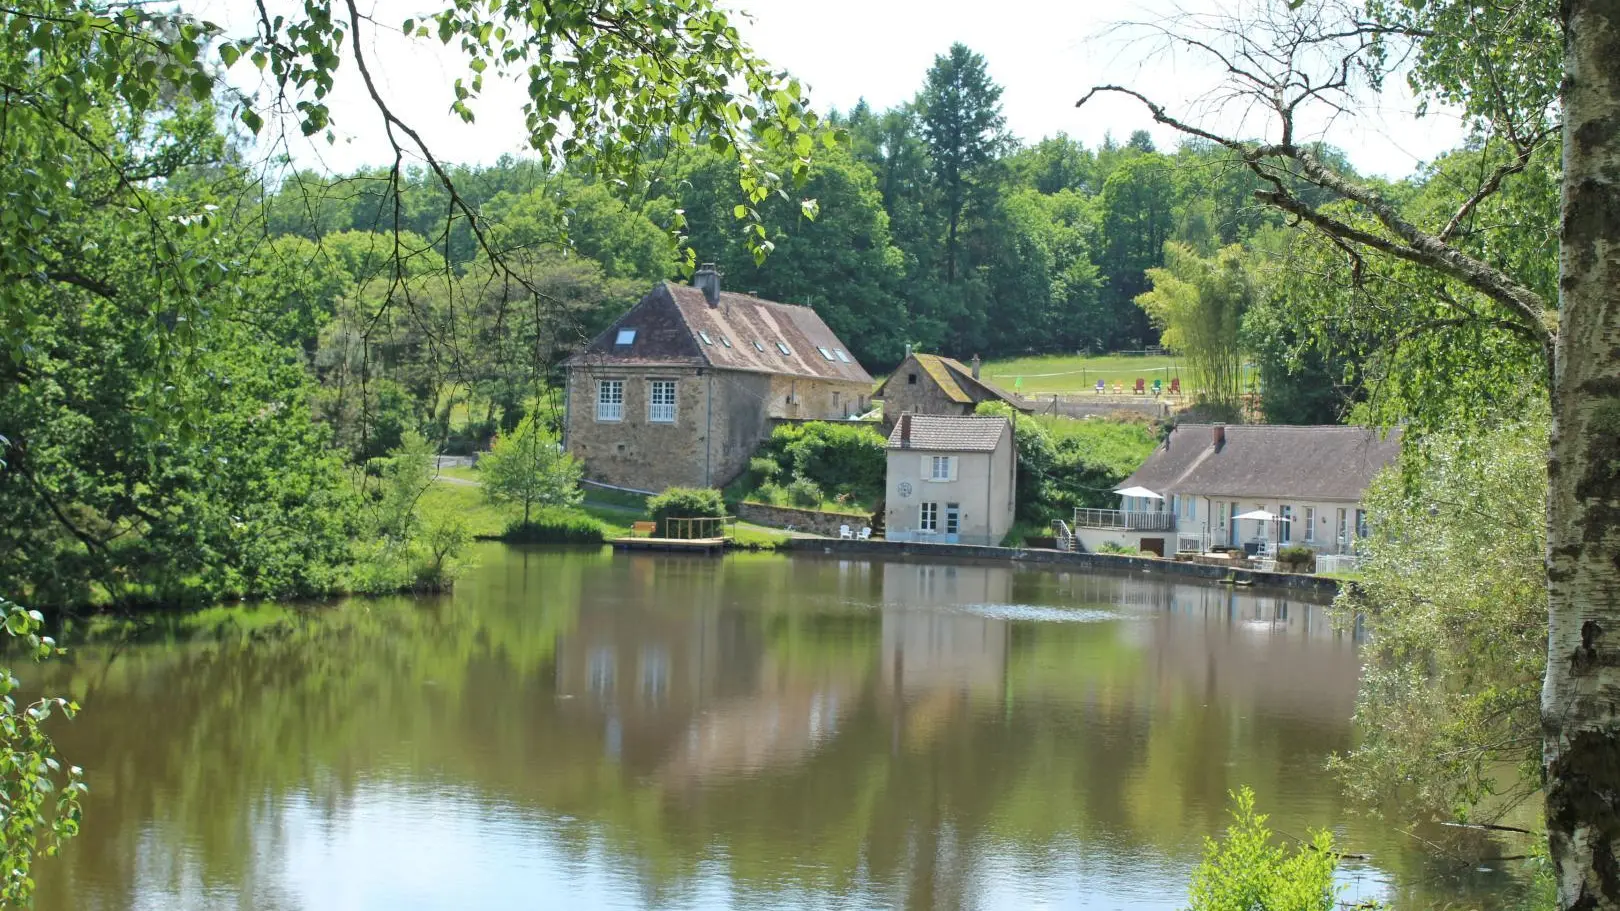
[1212,423,1226,450]
[899,412,912,449]
[971,354,981,379]
[693,263,721,307]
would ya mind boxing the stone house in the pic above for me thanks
[1070,423,1401,557]
[873,352,1032,429]
[884,414,1017,547]
[562,266,874,492]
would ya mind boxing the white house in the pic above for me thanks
[1070,423,1401,559]
[884,414,1016,546]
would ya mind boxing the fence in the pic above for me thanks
[1072,508,1177,531]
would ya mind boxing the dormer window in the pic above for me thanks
[816,346,834,360]
[833,349,851,363]
[753,340,766,352]
[615,328,637,346]
[776,341,792,356]
[698,330,713,345]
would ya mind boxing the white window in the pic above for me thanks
[615,328,636,345]
[1356,509,1369,538]
[1304,506,1316,542]
[817,346,834,360]
[945,503,960,535]
[776,341,792,356]
[833,349,851,363]
[1170,494,1179,516]
[1188,497,1197,520]
[1280,504,1293,543]
[648,380,676,423]
[920,502,938,532]
[928,455,954,481]
[596,380,624,422]
[1217,502,1227,529]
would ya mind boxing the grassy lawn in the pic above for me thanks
[421,479,518,538]
[977,353,1267,397]
[434,465,481,483]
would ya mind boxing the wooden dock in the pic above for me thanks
[610,536,728,554]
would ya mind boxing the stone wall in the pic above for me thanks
[879,361,973,429]
[785,538,1342,596]
[1025,394,1173,420]
[566,364,710,491]
[737,502,875,537]
[766,374,875,421]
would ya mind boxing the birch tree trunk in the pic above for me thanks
[1547,2,1620,906]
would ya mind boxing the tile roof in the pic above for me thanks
[564,282,873,384]
[875,354,1032,410]
[1123,423,1402,502]
[886,414,1011,452]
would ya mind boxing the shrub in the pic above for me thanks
[748,455,781,480]
[1096,541,1134,554]
[752,481,788,506]
[1276,545,1316,572]
[502,508,607,544]
[647,487,727,537]
[1186,788,1339,911]
[786,475,824,508]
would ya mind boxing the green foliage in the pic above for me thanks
[351,433,472,593]
[1276,545,1317,573]
[1096,541,1134,554]
[1329,414,1547,819]
[744,422,887,507]
[0,598,86,906]
[1137,243,1251,412]
[785,475,825,508]
[975,403,1157,524]
[478,415,584,525]
[1185,788,1340,911]
[501,509,608,544]
[646,487,727,535]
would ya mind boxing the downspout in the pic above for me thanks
[704,372,713,486]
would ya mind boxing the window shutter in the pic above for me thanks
[949,456,958,481]
[922,455,931,477]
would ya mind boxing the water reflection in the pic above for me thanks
[32,547,1527,910]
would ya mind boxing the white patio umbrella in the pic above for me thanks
[1114,486,1163,500]
[1232,509,1291,549]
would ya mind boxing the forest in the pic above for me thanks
[2,0,1617,908]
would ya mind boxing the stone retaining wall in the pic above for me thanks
[786,538,1341,596]
[736,502,874,538]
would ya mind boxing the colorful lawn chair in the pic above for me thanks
[1133,378,1145,395]
[1094,379,1106,394]
[1170,377,1182,395]
[1151,378,1163,396]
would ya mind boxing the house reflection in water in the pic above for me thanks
[552,554,1353,785]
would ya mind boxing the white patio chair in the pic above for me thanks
[839,525,853,539]
[857,527,872,540]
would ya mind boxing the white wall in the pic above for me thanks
[885,441,1015,546]
[1166,494,1368,554]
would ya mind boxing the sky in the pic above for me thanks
[194,0,1471,182]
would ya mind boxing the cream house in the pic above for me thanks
[1070,423,1401,559]
[884,414,1016,546]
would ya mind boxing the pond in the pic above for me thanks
[32,545,1531,910]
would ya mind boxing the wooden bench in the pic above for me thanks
[630,521,657,537]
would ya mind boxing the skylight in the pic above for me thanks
[615,328,637,345]
[698,330,713,345]
[753,340,766,352]
[817,346,834,360]
[776,341,792,356]
[833,349,851,363]
[720,336,732,348]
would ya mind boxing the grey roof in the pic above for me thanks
[887,414,1011,453]
[873,353,1033,411]
[563,282,873,384]
[1124,423,1402,502]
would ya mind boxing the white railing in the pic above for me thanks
[1316,553,1363,575]
[1176,533,1208,554]
[1051,519,1074,552]
[1073,508,1177,531]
